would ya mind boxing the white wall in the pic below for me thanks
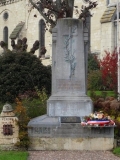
[0,0,118,62]
[0,0,52,64]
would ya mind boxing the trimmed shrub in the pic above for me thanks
[0,52,51,103]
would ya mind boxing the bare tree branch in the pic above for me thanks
[29,0,56,27]
[29,0,97,29]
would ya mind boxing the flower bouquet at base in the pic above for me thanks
[81,111,115,127]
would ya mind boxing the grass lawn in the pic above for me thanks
[0,151,28,160]
[113,147,120,157]
[87,91,116,97]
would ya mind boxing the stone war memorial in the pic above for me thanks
[28,1,115,150]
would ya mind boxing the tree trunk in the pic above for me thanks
[66,0,75,17]
[56,0,61,10]
[57,0,75,17]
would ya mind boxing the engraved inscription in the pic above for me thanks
[31,127,51,135]
[54,102,85,116]
[48,101,92,117]
[43,127,50,134]
[57,79,81,91]
[61,117,81,123]
[34,127,42,134]
[91,128,110,135]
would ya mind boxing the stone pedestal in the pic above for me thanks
[28,115,114,150]
[28,18,114,150]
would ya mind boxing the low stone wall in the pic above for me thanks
[0,144,19,151]
[29,137,114,151]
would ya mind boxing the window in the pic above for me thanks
[3,26,8,47]
[106,0,110,6]
[3,12,9,20]
[3,124,13,136]
[39,19,45,57]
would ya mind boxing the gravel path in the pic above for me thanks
[28,151,120,160]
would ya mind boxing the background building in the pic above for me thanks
[0,0,52,65]
[0,0,119,65]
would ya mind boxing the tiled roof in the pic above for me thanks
[9,22,25,39]
[100,6,116,23]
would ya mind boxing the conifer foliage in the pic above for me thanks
[0,52,51,103]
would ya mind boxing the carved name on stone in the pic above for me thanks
[30,127,51,135]
[48,101,87,116]
[57,79,81,91]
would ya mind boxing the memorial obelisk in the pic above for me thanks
[47,18,93,117]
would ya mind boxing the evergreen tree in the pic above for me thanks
[88,53,100,73]
[0,52,51,103]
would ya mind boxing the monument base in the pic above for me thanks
[28,115,115,150]
[47,95,93,117]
